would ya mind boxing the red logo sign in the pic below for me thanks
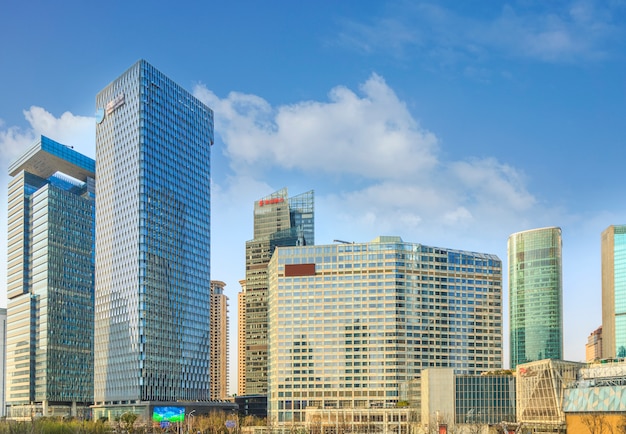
[259,197,284,206]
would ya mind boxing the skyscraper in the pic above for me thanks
[238,280,247,397]
[209,280,229,400]
[267,236,503,425]
[509,227,563,369]
[243,188,313,395]
[601,225,626,359]
[94,60,213,418]
[6,136,95,419]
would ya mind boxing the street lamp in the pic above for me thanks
[188,410,196,434]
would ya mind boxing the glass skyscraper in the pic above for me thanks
[267,236,503,425]
[6,136,95,419]
[601,225,626,359]
[508,227,563,369]
[94,60,213,416]
[243,188,314,395]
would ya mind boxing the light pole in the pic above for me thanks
[188,410,196,434]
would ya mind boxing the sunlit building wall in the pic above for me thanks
[5,136,95,419]
[602,225,626,359]
[93,60,213,417]
[210,280,229,400]
[586,326,603,362]
[238,280,247,396]
[509,227,563,369]
[267,236,503,425]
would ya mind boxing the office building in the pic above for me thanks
[0,308,5,417]
[244,188,314,395]
[210,280,229,400]
[267,236,503,425]
[93,60,213,419]
[602,225,626,359]
[508,227,563,369]
[238,280,246,397]
[586,326,603,362]
[6,136,95,419]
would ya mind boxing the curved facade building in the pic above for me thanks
[509,227,563,369]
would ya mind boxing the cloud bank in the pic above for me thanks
[194,73,540,243]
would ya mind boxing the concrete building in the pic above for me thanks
[93,60,214,420]
[6,136,95,419]
[585,326,603,363]
[238,279,247,397]
[244,188,314,396]
[0,308,5,417]
[418,368,516,432]
[267,236,503,426]
[210,280,229,400]
[509,227,563,369]
[601,225,626,359]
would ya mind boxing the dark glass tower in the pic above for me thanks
[243,188,313,395]
[94,60,213,415]
[6,136,95,418]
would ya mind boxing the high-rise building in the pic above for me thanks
[210,281,229,400]
[601,225,626,359]
[244,188,313,395]
[93,60,213,418]
[509,227,563,369]
[6,136,95,419]
[586,326,603,362]
[0,308,6,417]
[238,279,247,397]
[267,236,503,425]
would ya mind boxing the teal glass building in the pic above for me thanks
[601,225,626,358]
[6,136,95,418]
[94,60,213,417]
[509,227,563,369]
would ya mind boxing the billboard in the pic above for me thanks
[152,406,185,423]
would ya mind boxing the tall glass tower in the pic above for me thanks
[509,227,563,369]
[6,136,95,419]
[601,225,626,359]
[94,60,213,416]
[243,188,313,395]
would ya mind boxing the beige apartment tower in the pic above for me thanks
[238,280,247,396]
[210,281,229,400]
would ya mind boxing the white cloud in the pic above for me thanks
[335,1,622,64]
[195,74,438,180]
[195,74,542,249]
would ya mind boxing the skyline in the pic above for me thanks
[2,1,626,393]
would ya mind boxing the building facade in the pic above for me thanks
[585,326,603,363]
[238,280,247,397]
[509,227,563,369]
[602,225,626,359]
[210,280,229,400]
[93,60,213,418]
[267,236,503,425]
[244,188,314,395]
[6,136,95,419]
[0,308,6,417]
[515,359,583,433]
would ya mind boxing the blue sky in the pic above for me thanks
[2,1,626,392]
